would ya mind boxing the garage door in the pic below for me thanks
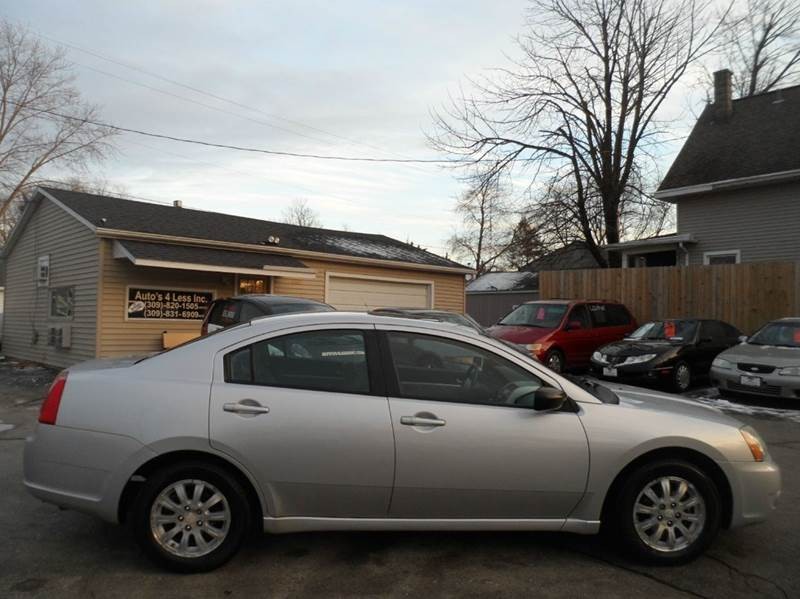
[326,275,432,311]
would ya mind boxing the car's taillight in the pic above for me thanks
[39,370,68,425]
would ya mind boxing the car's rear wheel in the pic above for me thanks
[545,349,565,373]
[672,361,692,393]
[132,461,250,572]
[615,459,721,565]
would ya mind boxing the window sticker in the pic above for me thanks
[794,329,800,343]
[536,307,546,320]
[664,321,676,338]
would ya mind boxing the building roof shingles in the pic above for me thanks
[659,85,800,192]
[43,187,468,270]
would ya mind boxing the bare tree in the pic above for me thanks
[505,216,547,269]
[282,198,322,228]
[447,178,515,275]
[432,0,723,266]
[0,20,116,241]
[721,0,800,96]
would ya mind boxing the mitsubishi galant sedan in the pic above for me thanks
[24,312,780,572]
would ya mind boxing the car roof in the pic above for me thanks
[215,310,487,342]
[522,299,623,306]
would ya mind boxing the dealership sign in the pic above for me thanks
[126,288,213,320]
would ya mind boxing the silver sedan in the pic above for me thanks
[24,312,780,572]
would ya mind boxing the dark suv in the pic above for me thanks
[201,295,335,334]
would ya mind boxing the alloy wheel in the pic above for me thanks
[149,479,231,558]
[632,476,706,552]
[675,364,691,391]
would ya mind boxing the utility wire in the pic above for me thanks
[10,99,470,164]
[35,30,432,165]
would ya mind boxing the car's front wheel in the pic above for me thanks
[132,461,250,572]
[671,361,692,393]
[616,459,721,565]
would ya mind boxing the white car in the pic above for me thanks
[24,312,780,572]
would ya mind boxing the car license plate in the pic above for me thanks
[740,375,762,387]
[603,367,618,377]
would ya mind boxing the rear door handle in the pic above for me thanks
[401,416,446,427]
[223,400,270,415]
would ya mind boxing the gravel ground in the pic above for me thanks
[1,360,798,598]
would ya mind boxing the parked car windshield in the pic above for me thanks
[499,303,568,328]
[627,320,698,341]
[748,321,800,348]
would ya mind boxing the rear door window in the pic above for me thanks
[224,329,371,394]
[605,304,632,326]
[588,303,609,327]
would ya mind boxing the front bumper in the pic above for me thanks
[590,360,673,385]
[23,423,154,523]
[725,457,782,528]
[711,366,800,399]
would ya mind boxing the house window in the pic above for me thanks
[50,287,75,319]
[37,255,50,287]
[703,250,741,265]
[238,277,270,295]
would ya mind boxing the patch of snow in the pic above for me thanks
[466,271,539,292]
[687,387,800,424]
[0,422,14,433]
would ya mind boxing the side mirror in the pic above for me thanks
[566,320,583,331]
[533,387,567,411]
[699,336,713,344]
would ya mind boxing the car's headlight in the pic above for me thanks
[592,351,605,363]
[525,343,543,354]
[712,357,734,369]
[777,366,800,376]
[621,353,656,365]
[740,426,766,462]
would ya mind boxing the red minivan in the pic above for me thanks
[486,299,637,372]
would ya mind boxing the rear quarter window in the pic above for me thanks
[209,300,241,326]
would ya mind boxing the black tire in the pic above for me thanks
[671,361,692,393]
[132,460,251,573]
[545,349,565,373]
[614,459,721,565]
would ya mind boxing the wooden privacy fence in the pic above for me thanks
[539,261,800,334]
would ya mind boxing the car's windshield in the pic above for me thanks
[499,303,568,328]
[748,321,800,348]
[627,320,698,341]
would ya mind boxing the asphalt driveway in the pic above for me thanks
[0,359,797,598]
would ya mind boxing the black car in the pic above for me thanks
[201,295,335,334]
[590,318,742,392]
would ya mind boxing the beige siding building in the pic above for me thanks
[3,188,470,367]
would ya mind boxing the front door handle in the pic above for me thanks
[223,400,270,415]
[401,415,446,427]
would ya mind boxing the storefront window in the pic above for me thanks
[50,287,75,319]
[238,277,270,295]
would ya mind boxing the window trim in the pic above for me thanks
[378,330,549,410]
[223,328,382,397]
[703,250,741,265]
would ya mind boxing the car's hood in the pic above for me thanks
[718,342,800,367]
[486,325,555,344]
[601,381,742,426]
[68,356,148,372]
[600,339,678,357]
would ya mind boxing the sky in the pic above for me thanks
[4,0,708,258]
